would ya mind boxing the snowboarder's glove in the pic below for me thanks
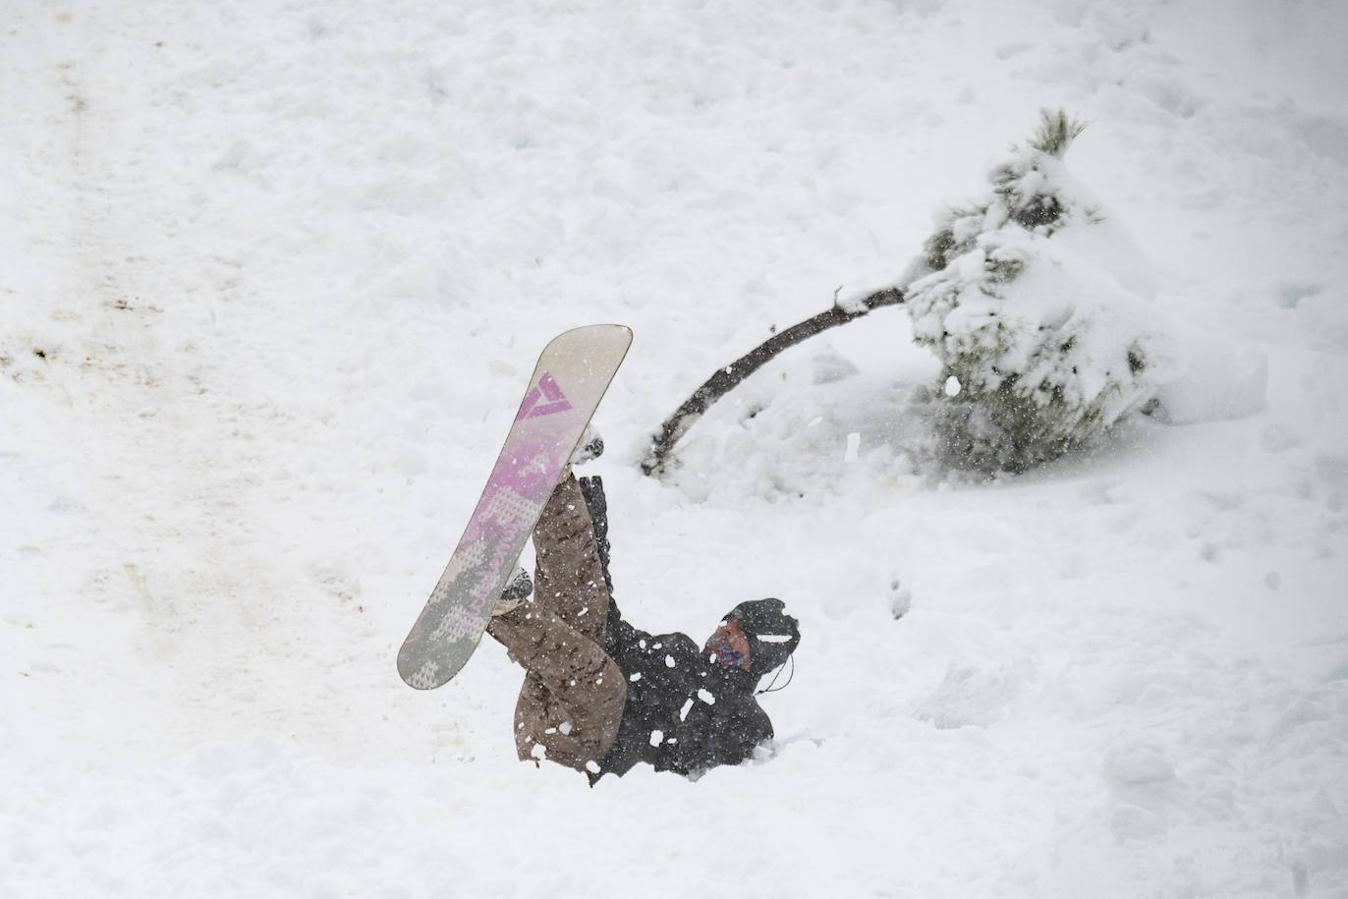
[493,568,533,616]
[569,426,604,467]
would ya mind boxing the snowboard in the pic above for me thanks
[397,324,633,690]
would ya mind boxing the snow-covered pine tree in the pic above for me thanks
[904,110,1159,473]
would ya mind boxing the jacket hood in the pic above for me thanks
[726,598,800,678]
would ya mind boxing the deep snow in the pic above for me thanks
[3,0,1346,896]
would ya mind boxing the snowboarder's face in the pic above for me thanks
[704,618,751,671]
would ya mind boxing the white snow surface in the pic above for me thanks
[3,1,1348,896]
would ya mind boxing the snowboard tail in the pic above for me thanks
[397,324,633,690]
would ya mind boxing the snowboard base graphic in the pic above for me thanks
[397,324,633,690]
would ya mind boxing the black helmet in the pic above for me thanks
[726,598,800,677]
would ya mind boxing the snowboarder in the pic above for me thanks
[485,436,800,783]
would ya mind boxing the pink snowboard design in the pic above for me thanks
[397,325,632,690]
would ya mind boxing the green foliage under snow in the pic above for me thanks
[904,110,1159,473]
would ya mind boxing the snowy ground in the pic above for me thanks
[3,0,1347,896]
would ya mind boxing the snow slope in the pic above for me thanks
[2,0,1346,896]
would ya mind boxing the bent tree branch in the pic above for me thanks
[640,287,905,476]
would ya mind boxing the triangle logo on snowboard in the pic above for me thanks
[518,372,573,419]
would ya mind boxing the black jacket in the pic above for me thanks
[597,605,777,779]
[578,478,801,782]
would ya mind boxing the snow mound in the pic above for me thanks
[1150,330,1268,425]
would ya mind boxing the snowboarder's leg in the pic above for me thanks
[576,475,614,604]
[487,604,625,771]
[531,471,610,645]
[485,471,624,772]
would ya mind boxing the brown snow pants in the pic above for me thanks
[485,473,626,773]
